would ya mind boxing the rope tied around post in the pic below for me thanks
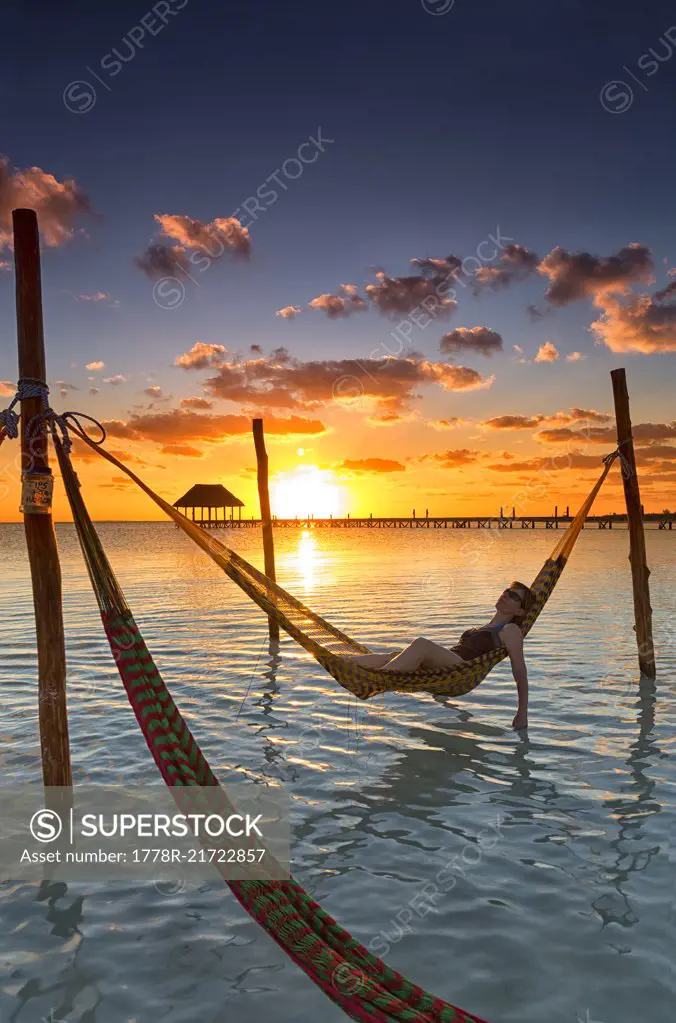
[0,376,48,438]
[603,442,634,479]
[4,376,108,456]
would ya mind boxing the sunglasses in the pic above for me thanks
[503,587,524,602]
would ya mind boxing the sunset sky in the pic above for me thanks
[1,0,675,522]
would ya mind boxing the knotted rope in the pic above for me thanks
[0,377,48,439]
[0,378,106,454]
[603,441,634,479]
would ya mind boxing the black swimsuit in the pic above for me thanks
[451,621,508,661]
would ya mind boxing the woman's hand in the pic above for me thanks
[503,625,529,728]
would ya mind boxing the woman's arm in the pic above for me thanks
[502,625,529,728]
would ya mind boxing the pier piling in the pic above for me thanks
[13,208,72,788]
[610,368,656,678]
[252,418,280,642]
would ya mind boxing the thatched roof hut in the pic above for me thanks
[174,484,245,522]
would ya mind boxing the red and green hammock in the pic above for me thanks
[52,436,489,1023]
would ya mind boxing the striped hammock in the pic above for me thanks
[77,436,619,700]
[53,436,489,1023]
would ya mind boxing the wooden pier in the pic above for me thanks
[189,513,674,531]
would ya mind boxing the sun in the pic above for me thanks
[272,466,343,519]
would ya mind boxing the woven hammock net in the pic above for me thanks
[52,438,489,1023]
[74,436,616,699]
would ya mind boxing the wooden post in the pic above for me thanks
[13,208,72,788]
[610,368,656,678]
[252,418,279,641]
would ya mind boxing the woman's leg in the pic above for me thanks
[382,637,465,672]
[344,650,401,668]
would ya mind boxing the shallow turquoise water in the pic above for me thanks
[1,522,674,1023]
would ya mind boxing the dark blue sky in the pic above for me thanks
[1,0,675,518]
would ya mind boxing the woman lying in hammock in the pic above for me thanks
[347,581,535,729]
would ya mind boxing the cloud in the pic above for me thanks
[307,285,367,319]
[410,255,462,277]
[1,380,14,397]
[180,396,214,410]
[134,242,191,279]
[439,326,503,357]
[103,375,126,386]
[428,417,470,430]
[55,380,77,398]
[102,409,328,446]
[160,444,204,458]
[365,271,457,318]
[276,305,302,320]
[418,448,482,468]
[485,453,606,473]
[535,341,559,363]
[157,213,250,258]
[144,386,164,398]
[366,411,416,427]
[86,361,105,371]
[566,351,586,361]
[482,408,611,432]
[338,458,406,473]
[175,342,227,370]
[473,244,539,291]
[0,259,11,271]
[538,243,653,306]
[0,155,93,252]
[482,415,544,430]
[71,291,110,302]
[134,213,250,279]
[590,289,676,354]
[537,421,676,445]
[195,350,493,414]
[89,387,100,395]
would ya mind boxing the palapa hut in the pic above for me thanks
[174,484,245,525]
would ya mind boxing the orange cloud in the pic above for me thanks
[535,341,559,363]
[591,291,676,354]
[276,305,301,320]
[482,408,611,432]
[538,243,653,306]
[134,213,250,278]
[160,444,204,458]
[180,397,214,410]
[307,286,367,318]
[0,155,93,252]
[428,417,470,430]
[419,449,482,468]
[175,342,226,370]
[179,350,494,413]
[339,458,406,473]
[102,408,328,447]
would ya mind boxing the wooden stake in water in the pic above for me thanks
[13,208,73,786]
[252,418,280,641]
[610,368,656,679]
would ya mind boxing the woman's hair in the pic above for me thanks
[509,581,535,622]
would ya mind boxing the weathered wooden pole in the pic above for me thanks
[13,208,72,787]
[610,368,656,678]
[252,418,280,641]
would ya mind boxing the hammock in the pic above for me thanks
[52,435,488,1023]
[76,435,619,700]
